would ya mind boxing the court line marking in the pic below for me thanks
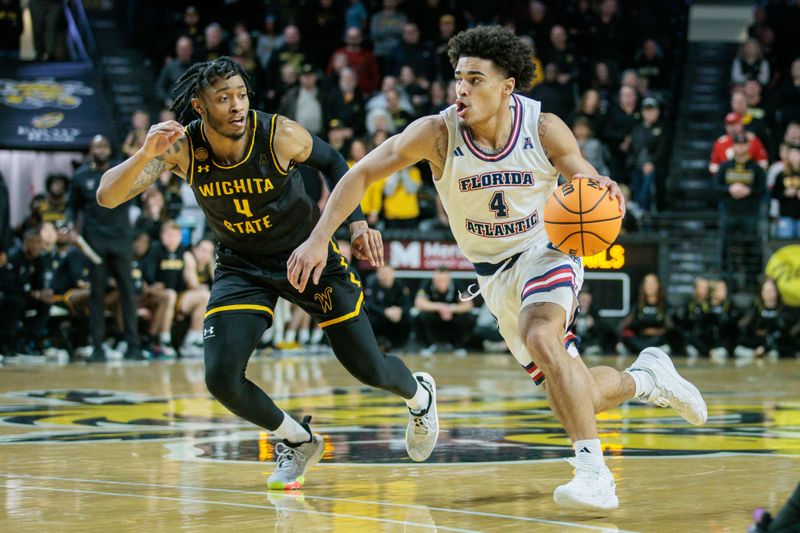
[0,481,478,533]
[0,473,639,532]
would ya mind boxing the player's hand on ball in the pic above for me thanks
[288,235,329,293]
[573,174,626,217]
[350,221,384,267]
[139,121,184,159]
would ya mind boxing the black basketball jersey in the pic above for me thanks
[184,110,318,255]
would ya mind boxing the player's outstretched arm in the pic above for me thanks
[539,112,626,216]
[287,115,445,293]
[96,121,188,208]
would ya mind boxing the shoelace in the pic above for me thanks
[412,412,435,434]
[274,442,297,470]
[565,458,606,482]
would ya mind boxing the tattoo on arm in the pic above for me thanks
[538,115,550,157]
[433,134,447,162]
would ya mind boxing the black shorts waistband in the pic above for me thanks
[473,251,523,277]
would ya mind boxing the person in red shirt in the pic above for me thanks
[709,112,768,173]
[327,27,380,96]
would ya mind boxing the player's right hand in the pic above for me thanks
[288,234,329,293]
[139,121,184,159]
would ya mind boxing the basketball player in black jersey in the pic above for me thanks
[95,57,439,489]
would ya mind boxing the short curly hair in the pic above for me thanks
[448,26,536,92]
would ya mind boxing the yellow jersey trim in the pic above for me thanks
[186,128,195,186]
[269,114,292,176]
[318,291,364,328]
[200,110,257,170]
[331,239,361,288]
[205,303,274,319]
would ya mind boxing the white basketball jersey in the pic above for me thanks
[436,94,560,264]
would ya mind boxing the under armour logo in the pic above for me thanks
[197,165,209,173]
[314,287,334,313]
[523,137,533,150]
[453,146,464,157]
[202,326,215,339]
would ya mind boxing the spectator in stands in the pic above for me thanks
[365,265,412,351]
[618,273,674,355]
[434,14,457,82]
[349,138,382,226]
[735,278,786,361]
[370,0,407,70]
[30,0,63,61]
[156,36,194,107]
[328,27,380,96]
[265,25,309,107]
[70,135,143,361]
[627,96,670,210]
[366,75,414,115]
[731,38,770,86]
[522,0,552,52]
[427,80,448,114]
[540,25,578,86]
[590,61,615,114]
[231,31,262,99]
[709,112,769,174]
[572,117,611,177]
[529,62,574,119]
[134,186,167,241]
[774,59,800,134]
[731,89,769,152]
[705,278,737,362]
[41,174,70,227]
[382,163,422,229]
[389,22,436,81]
[771,142,800,239]
[192,238,215,289]
[604,85,640,178]
[0,0,22,61]
[674,276,710,359]
[278,64,324,136]
[300,0,342,68]
[633,38,667,92]
[415,267,474,356]
[398,65,430,117]
[130,231,175,358]
[121,110,151,158]
[0,229,49,356]
[199,22,226,63]
[325,67,365,138]
[714,132,767,287]
[385,88,414,132]
[593,0,624,68]
[14,193,45,243]
[143,221,209,358]
[568,89,605,135]
[574,288,613,356]
[345,0,368,32]
[254,14,283,71]
[172,5,203,53]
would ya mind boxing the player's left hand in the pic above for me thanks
[288,234,329,293]
[350,221,384,267]
[573,174,626,217]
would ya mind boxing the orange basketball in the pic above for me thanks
[543,178,622,257]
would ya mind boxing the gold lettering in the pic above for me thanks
[263,179,274,192]
[233,180,246,193]
[233,221,244,232]
[224,220,234,231]
[198,183,214,197]
[261,214,272,228]
[244,221,256,233]
[246,179,253,193]
[233,198,253,217]
[251,218,262,232]
[221,181,233,195]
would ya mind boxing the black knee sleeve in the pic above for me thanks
[325,312,417,398]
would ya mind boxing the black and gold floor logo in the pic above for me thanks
[1,388,799,463]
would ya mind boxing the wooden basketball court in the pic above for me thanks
[0,353,797,531]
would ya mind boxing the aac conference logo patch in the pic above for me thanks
[1,389,799,464]
[0,78,94,109]
[194,147,209,161]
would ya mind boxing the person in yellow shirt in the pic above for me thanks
[383,165,422,229]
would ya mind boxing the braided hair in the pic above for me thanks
[170,57,254,125]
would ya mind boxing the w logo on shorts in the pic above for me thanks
[314,287,334,313]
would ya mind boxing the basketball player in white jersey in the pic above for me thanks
[288,26,707,511]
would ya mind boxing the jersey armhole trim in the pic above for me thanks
[186,128,195,186]
[269,113,291,176]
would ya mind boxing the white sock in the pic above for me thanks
[573,439,605,467]
[405,380,431,413]
[272,411,312,444]
[625,368,655,399]
[285,329,296,343]
[159,332,171,345]
[183,330,202,345]
[298,328,310,345]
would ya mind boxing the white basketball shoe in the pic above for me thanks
[405,372,439,461]
[627,347,708,425]
[553,458,619,511]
